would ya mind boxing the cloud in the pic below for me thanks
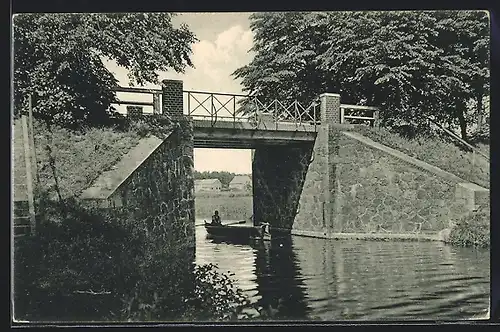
[188,24,254,92]
[103,22,255,173]
[104,24,253,92]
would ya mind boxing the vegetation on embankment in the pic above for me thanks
[195,191,253,220]
[14,115,259,321]
[353,126,490,189]
[14,199,252,322]
[448,207,490,249]
[24,118,142,199]
[14,114,189,200]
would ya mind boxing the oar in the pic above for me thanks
[224,220,247,226]
[196,216,251,227]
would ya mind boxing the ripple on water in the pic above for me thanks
[194,227,490,321]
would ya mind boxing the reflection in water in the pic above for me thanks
[254,237,310,320]
[195,222,490,321]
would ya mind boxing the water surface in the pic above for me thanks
[195,220,490,321]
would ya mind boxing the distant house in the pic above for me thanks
[195,179,222,192]
[229,175,252,191]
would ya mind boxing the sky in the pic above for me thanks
[104,13,255,174]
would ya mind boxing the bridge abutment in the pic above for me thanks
[252,92,345,235]
[293,93,344,234]
[252,144,313,234]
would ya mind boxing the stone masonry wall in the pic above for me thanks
[111,121,195,246]
[329,131,471,234]
[83,120,195,301]
[292,125,332,233]
[252,143,313,234]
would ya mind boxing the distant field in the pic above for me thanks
[195,191,253,220]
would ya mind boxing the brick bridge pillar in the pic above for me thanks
[292,92,342,234]
[320,93,341,124]
[162,79,184,119]
[252,92,342,235]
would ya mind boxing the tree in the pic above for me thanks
[13,13,197,127]
[233,12,331,108]
[233,11,489,140]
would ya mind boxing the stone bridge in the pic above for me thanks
[112,79,484,239]
[113,79,380,237]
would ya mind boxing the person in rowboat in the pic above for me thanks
[211,210,222,226]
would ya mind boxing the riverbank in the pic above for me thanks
[13,118,248,322]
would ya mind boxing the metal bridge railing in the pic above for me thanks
[184,90,250,127]
[111,86,321,131]
[244,97,320,132]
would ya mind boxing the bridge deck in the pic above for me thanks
[193,119,317,148]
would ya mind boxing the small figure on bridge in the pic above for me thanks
[211,210,222,225]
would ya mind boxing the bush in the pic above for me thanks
[448,207,490,248]
[13,198,252,322]
[14,199,141,321]
[183,263,249,321]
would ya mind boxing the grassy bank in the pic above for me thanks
[13,117,143,199]
[195,192,253,220]
[354,126,490,189]
[448,207,490,248]
[13,117,255,322]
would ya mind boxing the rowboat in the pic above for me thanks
[204,221,262,241]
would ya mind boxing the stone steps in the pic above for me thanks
[12,119,35,238]
[13,200,32,237]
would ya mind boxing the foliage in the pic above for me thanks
[14,198,252,322]
[448,206,490,248]
[13,13,197,127]
[354,125,490,189]
[234,11,489,140]
[186,263,249,321]
[14,199,140,321]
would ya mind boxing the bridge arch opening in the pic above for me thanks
[193,148,254,225]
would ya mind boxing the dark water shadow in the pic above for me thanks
[253,236,311,321]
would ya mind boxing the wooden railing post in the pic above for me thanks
[373,110,380,128]
[153,93,161,114]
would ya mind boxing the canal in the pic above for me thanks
[195,221,490,321]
